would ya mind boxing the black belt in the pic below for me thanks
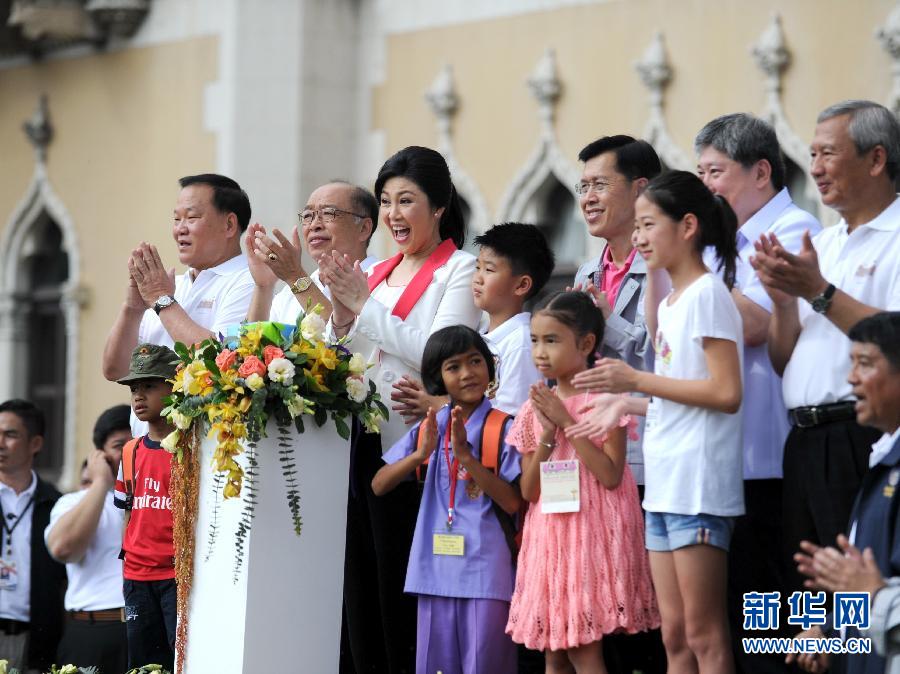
[0,617,29,635]
[788,401,857,428]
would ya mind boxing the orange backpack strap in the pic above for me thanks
[122,438,140,509]
[478,408,511,473]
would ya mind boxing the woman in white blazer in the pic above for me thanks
[321,146,481,674]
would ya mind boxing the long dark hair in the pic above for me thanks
[642,170,738,289]
[534,291,606,367]
[373,146,466,249]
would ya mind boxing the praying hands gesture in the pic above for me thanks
[414,407,438,463]
[530,381,573,431]
[128,242,176,308]
[247,223,310,288]
[449,406,474,464]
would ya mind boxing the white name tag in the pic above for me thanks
[540,460,580,513]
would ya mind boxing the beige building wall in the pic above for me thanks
[372,0,897,213]
[0,37,218,482]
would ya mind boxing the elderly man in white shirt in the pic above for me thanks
[752,99,900,605]
[696,112,822,674]
[245,180,379,324]
[101,174,256,435]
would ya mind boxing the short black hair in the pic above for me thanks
[92,404,132,450]
[849,312,900,370]
[577,135,662,181]
[0,399,45,438]
[179,174,252,232]
[473,222,555,300]
[328,180,379,244]
[421,326,496,396]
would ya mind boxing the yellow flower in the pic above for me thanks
[183,361,213,396]
[318,346,338,371]
[237,328,263,356]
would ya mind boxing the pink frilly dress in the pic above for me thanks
[505,392,660,651]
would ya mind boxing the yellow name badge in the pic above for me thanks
[433,533,465,556]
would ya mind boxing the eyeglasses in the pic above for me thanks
[574,179,623,196]
[298,207,366,225]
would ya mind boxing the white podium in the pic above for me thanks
[181,420,351,673]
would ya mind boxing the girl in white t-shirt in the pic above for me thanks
[569,170,744,674]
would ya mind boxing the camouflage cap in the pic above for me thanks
[117,343,179,385]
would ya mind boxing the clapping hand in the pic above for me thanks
[530,382,572,430]
[251,225,307,285]
[750,230,825,304]
[797,535,886,596]
[319,251,370,315]
[246,223,278,288]
[391,376,445,425]
[572,357,639,394]
[450,406,473,464]
[128,242,175,308]
[414,407,438,463]
[565,393,628,440]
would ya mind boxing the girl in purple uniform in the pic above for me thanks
[373,325,522,674]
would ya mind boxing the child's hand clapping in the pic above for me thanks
[530,382,573,430]
[414,407,438,463]
[449,406,473,464]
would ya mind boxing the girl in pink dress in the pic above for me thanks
[506,291,659,673]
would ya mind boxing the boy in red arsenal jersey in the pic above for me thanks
[113,343,178,672]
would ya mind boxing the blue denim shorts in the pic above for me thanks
[645,511,736,552]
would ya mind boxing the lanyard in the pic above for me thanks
[0,496,35,556]
[442,429,459,531]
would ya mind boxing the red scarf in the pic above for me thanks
[366,239,457,320]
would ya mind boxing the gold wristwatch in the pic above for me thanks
[290,276,313,295]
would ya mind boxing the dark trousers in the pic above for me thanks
[341,430,418,674]
[124,578,177,671]
[57,616,128,674]
[728,478,789,674]
[781,419,879,599]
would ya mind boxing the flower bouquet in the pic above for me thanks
[159,304,387,667]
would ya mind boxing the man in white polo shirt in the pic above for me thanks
[102,174,256,434]
[751,99,900,603]
[696,113,821,673]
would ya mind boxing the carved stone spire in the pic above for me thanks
[752,13,791,100]
[635,31,672,109]
[424,64,458,150]
[22,94,52,164]
[527,48,561,133]
[876,3,900,115]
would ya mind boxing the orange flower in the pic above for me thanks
[263,345,285,366]
[238,355,266,378]
[215,348,238,371]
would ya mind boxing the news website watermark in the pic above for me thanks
[741,591,872,656]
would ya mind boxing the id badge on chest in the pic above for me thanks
[540,460,580,513]
[0,558,18,591]
[433,532,465,556]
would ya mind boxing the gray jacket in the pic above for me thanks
[872,581,900,673]
[574,248,652,483]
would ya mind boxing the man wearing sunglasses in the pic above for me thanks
[247,181,379,323]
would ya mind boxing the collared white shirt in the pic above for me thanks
[270,255,378,325]
[705,188,822,479]
[0,471,37,622]
[131,253,255,436]
[44,489,125,611]
[869,426,900,469]
[482,312,542,415]
[783,196,900,409]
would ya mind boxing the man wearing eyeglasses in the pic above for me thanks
[246,181,379,323]
[569,135,666,674]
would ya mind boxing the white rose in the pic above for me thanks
[245,373,265,391]
[59,665,79,674]
[267,357,296,384]
[346,376,368,403]
[300,312,327,341]
[160,430,181,454]
[170,410,192,431]
[348,353,367,375]
[287,395,313,417]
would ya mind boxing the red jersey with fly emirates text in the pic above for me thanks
[113,435,175,580]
